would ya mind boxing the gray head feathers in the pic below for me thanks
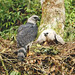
[27,15,40,24]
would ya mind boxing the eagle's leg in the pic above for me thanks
[26,42,33,56]
[26,45,29,57]
[17,41,20,48]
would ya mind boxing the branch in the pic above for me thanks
[0,54,8,75]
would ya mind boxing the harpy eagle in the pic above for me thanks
[16,15,40,61]
[36,29,65,45]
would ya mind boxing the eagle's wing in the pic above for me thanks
[17,24,29,33]
[17,23,38,47]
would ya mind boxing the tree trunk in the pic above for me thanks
[39,0,65,36]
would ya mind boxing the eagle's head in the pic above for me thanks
[27,15,40,24]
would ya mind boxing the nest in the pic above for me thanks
[0,37,75,75]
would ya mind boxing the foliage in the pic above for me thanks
[0,26,18,40]
[0,0,75,41]
[0,0,41,40]
[64,0,75,41]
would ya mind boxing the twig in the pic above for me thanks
[0,54,8,75]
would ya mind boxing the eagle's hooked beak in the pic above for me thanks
[44,32,48,36]
[37,17,40,21]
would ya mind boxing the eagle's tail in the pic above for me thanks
[17,47,27,61]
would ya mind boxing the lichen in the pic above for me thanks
[39,0,65,37]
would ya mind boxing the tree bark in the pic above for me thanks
[39,0,65,36]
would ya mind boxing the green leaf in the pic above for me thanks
[10,71,21,75]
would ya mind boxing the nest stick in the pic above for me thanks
[0,54,8,75]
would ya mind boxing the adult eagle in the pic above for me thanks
[16,15,40,61]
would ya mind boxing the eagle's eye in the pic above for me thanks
[34,17,40,21]
[34,17,37,19]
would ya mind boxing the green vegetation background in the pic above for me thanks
[0,0,75,41]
